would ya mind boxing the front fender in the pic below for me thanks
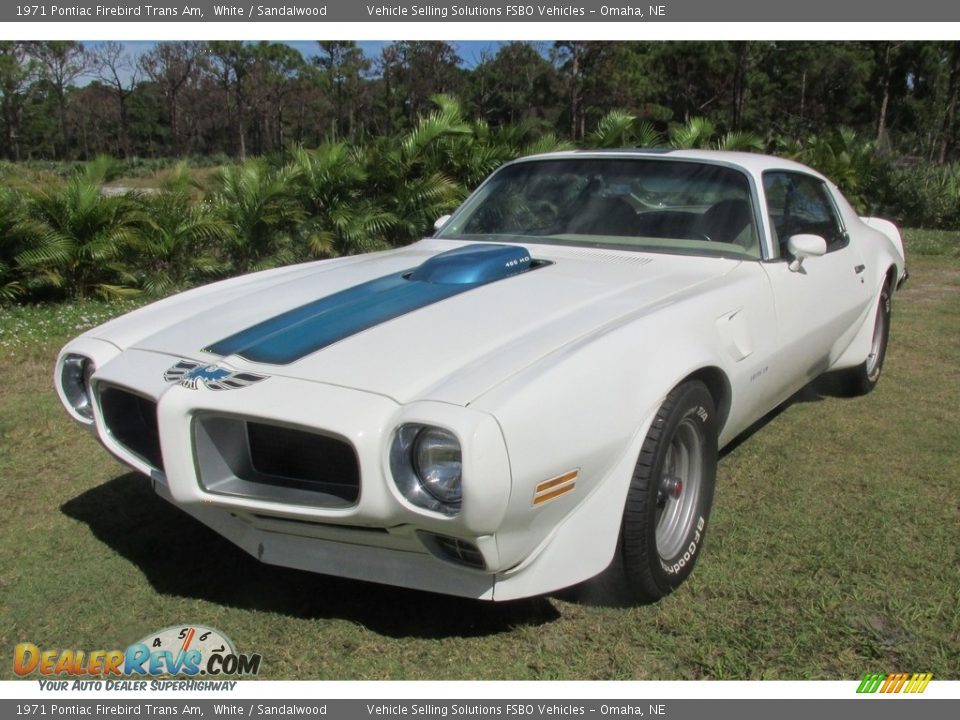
[472,303,736,575]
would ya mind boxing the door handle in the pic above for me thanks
[854,264,866,274]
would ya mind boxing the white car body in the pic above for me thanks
[55,150,906,601]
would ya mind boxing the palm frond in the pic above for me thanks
[94,283,141,301]
[716,131,764,152]
[670,117,716,149]
[589,110,638,148]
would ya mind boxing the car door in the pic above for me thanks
[760,171,871,396]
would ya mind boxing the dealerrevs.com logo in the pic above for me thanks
[13,625,262,685]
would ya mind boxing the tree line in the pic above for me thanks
[3,94,958,305]
[2,40,959,304]
[1,40,958,163]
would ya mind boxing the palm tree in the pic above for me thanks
[481,116,574,160]
[288,144,395,257]
[366,96,473,246]
[208,159,305,273]
[715,131,765,152]
[588,111,662,149]
[782,128,880,211]
[131,189,231,296]
[14,160,140,300]
[0,187,26,301]
[669,117,717,149]
[670,116,763,152]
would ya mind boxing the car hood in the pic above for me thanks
[91,239,739,406]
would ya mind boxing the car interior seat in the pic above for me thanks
[697,198,759,256]
[565,195,638,236]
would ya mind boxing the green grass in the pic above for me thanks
[1,230,958,680]
[902,228,960,257]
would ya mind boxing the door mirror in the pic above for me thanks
[786,233,827,272]
[433,214,452,232]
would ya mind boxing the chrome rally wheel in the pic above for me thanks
[618,380,718,601]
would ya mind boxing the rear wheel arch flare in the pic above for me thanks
[885,265,898,293]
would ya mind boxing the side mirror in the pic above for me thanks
[433,215,452,232]
[786,234,827,273]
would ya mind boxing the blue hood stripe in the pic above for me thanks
[206,244,533,365]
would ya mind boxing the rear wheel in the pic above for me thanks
[617,381,718,601]
[842,281,891,396]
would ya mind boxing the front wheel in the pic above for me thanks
[617,380,718,602]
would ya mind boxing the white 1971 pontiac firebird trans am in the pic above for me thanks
[55,150,906,602]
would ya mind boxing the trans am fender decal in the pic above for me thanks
[205,244,535,365]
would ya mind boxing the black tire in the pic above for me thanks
[617,380,718,602]
[842,281,891,397]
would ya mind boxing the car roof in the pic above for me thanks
[515,148,827,181]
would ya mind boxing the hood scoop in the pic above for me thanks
[204,244,537,366]
[409,244,532,285]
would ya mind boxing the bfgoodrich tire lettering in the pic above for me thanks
[618,380,718,601]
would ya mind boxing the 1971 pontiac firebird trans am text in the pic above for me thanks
[56,150,906,601]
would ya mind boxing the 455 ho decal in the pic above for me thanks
[13,626,262,677]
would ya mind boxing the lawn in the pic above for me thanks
[1,231,958,680]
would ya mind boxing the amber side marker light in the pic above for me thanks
[533,470,579,506]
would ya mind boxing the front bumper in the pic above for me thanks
[61,343,514,598]
[152,478,500,599]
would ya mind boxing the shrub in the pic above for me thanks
[883,163,960,229]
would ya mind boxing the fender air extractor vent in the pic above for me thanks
[409,243,532,285]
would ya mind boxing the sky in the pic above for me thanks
[92,40,516,75]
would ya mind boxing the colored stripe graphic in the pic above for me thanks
[857,672,932,694]
[904,673,933,693]
[883,673,908,693]
[206,244,532,365]
[857,673,885,693]
[206,272,458,364]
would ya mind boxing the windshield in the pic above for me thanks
[436,157,761,259]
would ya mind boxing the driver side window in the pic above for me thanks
[763,172,847,258]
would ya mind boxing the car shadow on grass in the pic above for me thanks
[720,370,851,459]
[60,473,560,639]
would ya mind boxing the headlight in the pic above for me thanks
[60,354,95,420]
[390,424,462,515]
[413,428,462,504]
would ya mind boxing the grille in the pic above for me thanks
[194,415,360,508]
[247,422,358,490]
[98,386,163,472]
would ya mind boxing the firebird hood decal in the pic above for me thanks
[163,359,268,391]
[205,244,533,365]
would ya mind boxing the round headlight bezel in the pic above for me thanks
[390,424,462,516]
[60,353,95,421]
